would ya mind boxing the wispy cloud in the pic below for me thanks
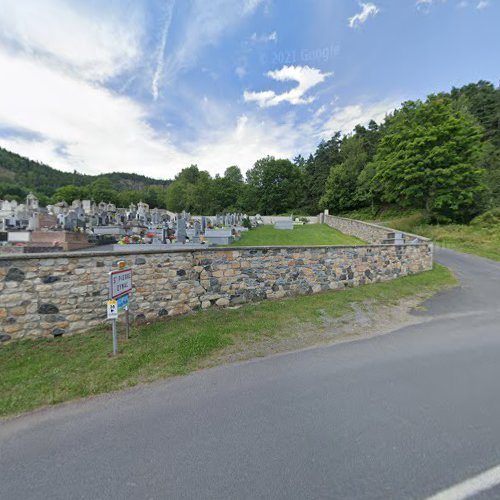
[152,0,175,100]
[477,0,489,9]
[250,31,278,43]
[348,3,380,28]
[244,65,332,108]
[162,0,265,85]
[235,66,247,79]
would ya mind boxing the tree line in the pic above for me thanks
[162,80,499,222]
[1,80,498,223]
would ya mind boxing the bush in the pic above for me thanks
[470,208,500,227]
[241,217,252,229]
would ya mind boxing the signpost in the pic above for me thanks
[108,264,133,355]
[107,299,118,355]
[109,269,132,300]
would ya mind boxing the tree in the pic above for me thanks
[303,132,343,213]
[166,181,188,213]
[246,156,303,214]
[451,81,500,145]
[319,123,381,213]
[212,166,245,212]
[320,135,369,212]
[372,95,485,222]
[51,185,88,204]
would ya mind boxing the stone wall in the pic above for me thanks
[323,214,430,244]
[0,242,433,339]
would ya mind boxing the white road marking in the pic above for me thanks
[426,464,500,500]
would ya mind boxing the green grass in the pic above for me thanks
[231,224,365,246]
[0,264,456,418]
[342,208,500,262]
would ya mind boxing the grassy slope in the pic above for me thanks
[342,208,500,262]
[0,264,456,418]
[231,224,365,246]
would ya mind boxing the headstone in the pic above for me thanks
[192,221,201,243]
[176,217,187,244]
[201,216,207,233]
[204,229,234,245]
[274,220,294,230]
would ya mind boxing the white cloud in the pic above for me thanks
[320,99,400,138]
[0,0,142,82]
[189,114,314,173]
[152,0,176,100]
[416,0,448,11]
[0,0,405,181]
[0,44,320,177]
[477,0,489,9]
[0,48,189,177]
[244,65,332,108]
[250,31,278,43]
[348,3,380,28]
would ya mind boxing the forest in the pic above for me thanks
[0,80,498,224]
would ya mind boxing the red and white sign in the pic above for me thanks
[109,269,132,299]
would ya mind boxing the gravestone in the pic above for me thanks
[176,217,187,244]
[204,229,234,245]
[192,221,201,243]
[274,220,294,230]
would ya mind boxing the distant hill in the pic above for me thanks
[0,147,170,199]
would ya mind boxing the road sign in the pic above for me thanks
[109,268,132,299]
[117,294,129,311]
[107,299,118,319]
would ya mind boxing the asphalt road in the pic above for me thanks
[1,248,499,500]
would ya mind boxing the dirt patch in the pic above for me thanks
[197,295,428,369]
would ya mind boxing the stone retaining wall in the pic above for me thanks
[0,241,433,339]
[323,214,430,244]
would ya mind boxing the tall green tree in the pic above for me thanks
[51,185,88,204]
[246,156,303,215]
[212,166,245,212]
[372,95,485,222]
[320,122,381,213]
[303,132,343,213]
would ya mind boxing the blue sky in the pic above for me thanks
[0,0,497,179]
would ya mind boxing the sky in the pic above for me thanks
[0,0,498,180]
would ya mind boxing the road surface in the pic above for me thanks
[1,248,499,499]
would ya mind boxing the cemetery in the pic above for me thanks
[0,193,262,254]
[0,213,432,340]
[1,193,376,254]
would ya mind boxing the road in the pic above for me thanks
[1,248,499,499]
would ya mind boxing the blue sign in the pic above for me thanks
[117,294,129,311]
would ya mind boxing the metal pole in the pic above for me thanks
[112,318,118,356]
[125,306,130,340]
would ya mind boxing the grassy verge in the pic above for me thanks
[341,209,500,262]
[232,223,365,246]
[0,264,456,418]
